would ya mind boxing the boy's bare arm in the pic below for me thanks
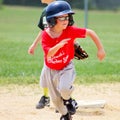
[28,32,42,55]
[86,29,106,61]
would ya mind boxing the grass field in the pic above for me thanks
[0,6,120,85]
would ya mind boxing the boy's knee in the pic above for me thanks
[59,86,74,100]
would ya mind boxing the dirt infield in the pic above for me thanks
[0,83,120,120]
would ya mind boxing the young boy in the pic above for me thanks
[39,1,105,119]
[28,0,79,110]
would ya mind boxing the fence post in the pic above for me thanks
[84,0,88,28]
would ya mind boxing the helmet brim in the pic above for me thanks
[47,10,75,19]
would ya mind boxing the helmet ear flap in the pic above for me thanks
[68,14,74,26]
[47,18,57,28]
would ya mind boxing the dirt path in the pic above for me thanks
[0,83,120,120]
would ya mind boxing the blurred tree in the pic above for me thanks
[0,0,3,7]
[94,0,120,10]
[2,0,120,10]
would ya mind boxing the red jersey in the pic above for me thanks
[41,26,86,70]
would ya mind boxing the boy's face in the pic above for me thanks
[41,0,55,4]
[55,14,69,30]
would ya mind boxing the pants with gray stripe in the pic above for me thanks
[40,61,76,115]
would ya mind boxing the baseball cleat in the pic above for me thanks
[60,113,72,120]
[36,96,50,109]
[63,98,76,115]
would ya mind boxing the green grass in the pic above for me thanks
[0,6,120,85]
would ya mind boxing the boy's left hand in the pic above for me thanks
[97,49,106,61]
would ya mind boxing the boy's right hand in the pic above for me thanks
[58,38,71,48]
[28,45,35,55]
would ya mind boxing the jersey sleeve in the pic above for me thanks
[69,26,86,38]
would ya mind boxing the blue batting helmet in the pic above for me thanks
[46,1,75,27]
